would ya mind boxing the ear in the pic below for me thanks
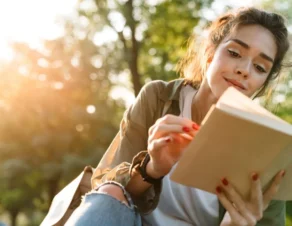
[207,56,213,64]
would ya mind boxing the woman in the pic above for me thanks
[66,7,290,226]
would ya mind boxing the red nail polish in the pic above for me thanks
[222,178,228,186]
[216,186,222,194]
[182,126,190,132]
[192,123,200,130]
[165,138,171,143]
[282,171,286,177]
[252,173,258,181]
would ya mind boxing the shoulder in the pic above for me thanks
[140,79,185,101]
[128,79,184,127]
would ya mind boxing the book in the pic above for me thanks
[170,87,292,200]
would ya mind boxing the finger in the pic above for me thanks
[170,132,194,145]
[149,115,199,136]
[216,186,247,225]
[148,124,196,144]
[148,132,196,160]
[250,173,263,220]
[149,135,187,163]
[263,170,285,209]
[149,124,185,141]
[221,178,256,224]
[149,133,192,153]
[166,134,189,158]
[148,136,172,154]
[156,114,195,126]
[177,132,194,141]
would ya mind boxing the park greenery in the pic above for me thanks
[0,0,291,225]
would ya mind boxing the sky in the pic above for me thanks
[0,0,78,60]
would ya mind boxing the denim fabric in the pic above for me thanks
[65,182,142,226]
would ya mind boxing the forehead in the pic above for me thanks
[225,24,277,59]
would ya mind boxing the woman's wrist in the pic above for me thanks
[146,159,166,179]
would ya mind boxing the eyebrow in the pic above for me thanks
[227,38,274,64]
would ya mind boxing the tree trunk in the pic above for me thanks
[48,174,61,204]
[9,210,19,226]
[126,0,142,96]
[129,48,142,97]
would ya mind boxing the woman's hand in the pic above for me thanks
[219,170,286,226]
[146,114,200,178]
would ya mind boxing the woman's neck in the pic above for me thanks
[191,79,218,124]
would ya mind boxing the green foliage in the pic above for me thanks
[140,0,209,81]
[287,201,292,217]
[287,215,292,226]
[79,0,212,94]
[0,27,123,224]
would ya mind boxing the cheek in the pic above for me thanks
[248,76,268,95]
[205,63,218,89]
[205,56,231,98]
[253,76,267,88]
[206,56,228,82]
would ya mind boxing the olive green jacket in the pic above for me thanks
[91,79,286,225]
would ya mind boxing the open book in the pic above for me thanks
[170,87,292,200]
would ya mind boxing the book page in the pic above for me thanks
[216,87,292,136]
[217,87,289,125]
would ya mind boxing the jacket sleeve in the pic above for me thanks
[91,80,166,214]
[256,200,286,226]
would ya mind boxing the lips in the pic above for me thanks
[224,78,246,90]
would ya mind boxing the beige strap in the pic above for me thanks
[162,100,172,116]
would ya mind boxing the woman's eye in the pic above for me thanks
[255,64,266,73]
[228,50,240,58]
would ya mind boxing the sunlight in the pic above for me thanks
[0,0,78,59]
[93,26,119,46]
[202,0,262,20]
[86,105,96,114]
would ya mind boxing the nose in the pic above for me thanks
[235,61,251,79]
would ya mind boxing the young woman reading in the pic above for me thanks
[66,7,290,226]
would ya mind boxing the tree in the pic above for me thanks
[0,34,124,224]
[78,0,213,96]
[0,160,38,226]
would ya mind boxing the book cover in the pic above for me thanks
[170,87,292,200]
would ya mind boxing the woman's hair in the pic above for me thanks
[177,7,290,98]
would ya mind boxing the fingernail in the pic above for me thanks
[216,186,222,194]
[192,123,200,130]
[281,171,286,177]
[252,173,258,181]
[222,178,228,186]
[165,138,171,143]
[182,126,190,132]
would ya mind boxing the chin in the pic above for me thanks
[211,87,225,100]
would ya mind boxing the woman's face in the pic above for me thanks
[205,24,277,98]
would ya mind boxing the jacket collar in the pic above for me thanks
[159,79,185,102]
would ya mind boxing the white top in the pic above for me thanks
[142,85,219,226]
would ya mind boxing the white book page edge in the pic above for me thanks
[217,87,289,125]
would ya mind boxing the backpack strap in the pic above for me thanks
[162,100,172,117]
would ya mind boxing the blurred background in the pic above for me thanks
[0,0,291,225]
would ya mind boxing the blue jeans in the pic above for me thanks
[65,182,142,226]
